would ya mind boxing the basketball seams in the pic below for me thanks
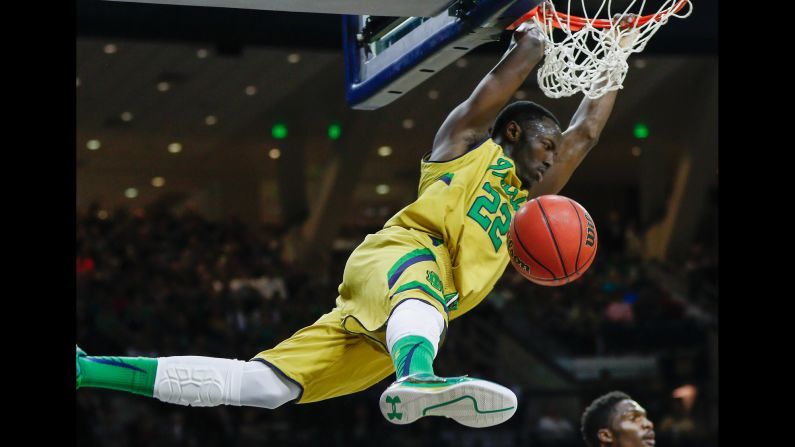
[573,238,597,275]
[537,244,596,286]
[510,226,558,280]
[535,198,569,277]
[531,277,568,286]
[537,250,594,285]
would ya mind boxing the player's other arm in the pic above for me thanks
[428,21,547,162]
[527,17,638,198]
[525,84,619,198]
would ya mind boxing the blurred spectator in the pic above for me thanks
[658,397,698,447]
[602,210,626,256]
[536,406,578,446]
[77,255,96,275]
[604,300,634,323]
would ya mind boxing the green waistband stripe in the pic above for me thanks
[387,248,436,288]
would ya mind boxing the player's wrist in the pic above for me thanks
[512,26,545,61]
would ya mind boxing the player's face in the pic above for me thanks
[516,118,562,188]
[606,400,656,447]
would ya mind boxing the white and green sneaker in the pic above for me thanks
[379,373,517,428]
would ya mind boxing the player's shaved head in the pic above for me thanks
[491,101,561,139]
[490,101,562,189]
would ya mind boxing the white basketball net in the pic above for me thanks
[533,0,693,99]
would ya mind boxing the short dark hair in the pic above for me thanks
[490,101,561,139]
[581,391,632,447]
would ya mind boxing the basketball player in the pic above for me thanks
[77,19,636,428]
[581,391,656,447]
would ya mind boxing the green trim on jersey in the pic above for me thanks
[387,248,436,281]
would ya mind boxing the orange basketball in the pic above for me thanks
[507,195,597,286]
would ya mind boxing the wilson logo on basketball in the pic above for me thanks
[507,237,530,274]
[584,212,596,247]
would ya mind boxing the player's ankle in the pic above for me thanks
[390,335,436,379]
[79,355,158,396]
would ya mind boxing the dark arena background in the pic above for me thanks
[76,0,718,445]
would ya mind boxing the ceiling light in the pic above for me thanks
[245,85,257,96]
[271,123,288,139]
[124,188,138,199]
[204,115,217,126]
[287,53,301,64]
[196,48,209,59]
[377,146,392,157]
[167,142,182,153]
[151,177,166,187]
[402,119,414,129]
[328,123,342,140]
[103,44,117,54]
[120,111,133,122]
[428,90,440,100]
[375,184,390,195]
[268,148,281,159]
[456,58,468,68]
[633,123,649,139]
[86,140,101,151]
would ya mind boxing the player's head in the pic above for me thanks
[581,391,656,447]
[490,101,562,189]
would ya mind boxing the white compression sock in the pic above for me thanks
[154,357,300,409]
[386,299,445,357]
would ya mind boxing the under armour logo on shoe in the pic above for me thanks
[385,395,403,420]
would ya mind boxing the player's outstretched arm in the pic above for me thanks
[527,16,639,198]
[429,21,547,162]
[525,82,619,198]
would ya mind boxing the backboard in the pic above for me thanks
[343,1,540,109]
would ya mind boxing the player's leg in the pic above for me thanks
[76,345,300,409]
[252,306,395,403]
[335,228,517,426]
[380,300,518,428]
[386,299,444,378]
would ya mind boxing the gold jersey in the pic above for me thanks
[384,138,528,319]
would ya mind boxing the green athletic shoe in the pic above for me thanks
[379,373,517,428]
[76,345,86,389]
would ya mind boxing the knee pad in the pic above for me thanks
[154,356,244,407]
[154,357,300,409]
